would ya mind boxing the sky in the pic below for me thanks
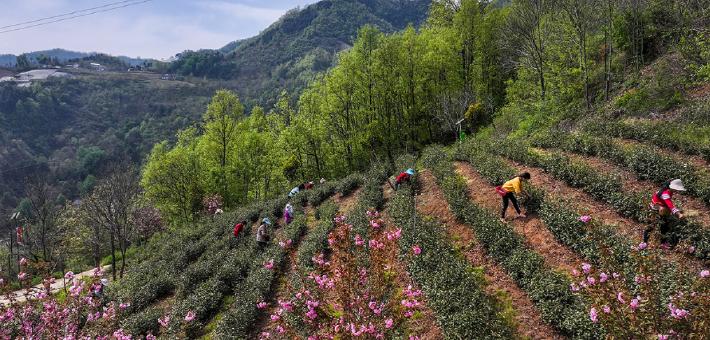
[0,0,318,60]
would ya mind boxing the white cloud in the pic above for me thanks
[199,1,286,24]
[0,0,319,59]
[1,12,236,59]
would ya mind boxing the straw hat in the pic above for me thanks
[669,179,686,191]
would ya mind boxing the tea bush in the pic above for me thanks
[422,145,603,339]
[389,185,515,338]
[336,173,363,197]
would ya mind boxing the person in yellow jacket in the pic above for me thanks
[495,172,531,222]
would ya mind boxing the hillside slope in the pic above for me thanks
[172,0,431,106]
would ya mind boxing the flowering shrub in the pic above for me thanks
[570,251,710,338]
[131,205,164,241]
[265,213,418,339]
[202,194,224,215]
[0,266,132,338]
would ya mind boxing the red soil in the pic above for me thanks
[414,170,562,339]
[380,183,443,339]
[333,188,363,214]
[454,162,583,274]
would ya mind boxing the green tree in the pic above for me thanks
[202,90,243,203]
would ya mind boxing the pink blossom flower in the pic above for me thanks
[158,315,170,328]
[306,308,318,320]
[412,245,421,255]
[409,336,420,340]
[570,283,580,292]
[370,220,381,229]
[617,292,625,304]
[599,272,608,283]
[93,267,104,277]
[184,310,196,322]
[572,269,580,276]
[17,272,27,281]
[64,271,75,280]
[582,263,592,274]
[146,333,156,340]
[260,332,271,339]
[602,305,611,314]
[587,276,596,285]
[687,246,695,254]
[658,335,669,340]
[700,270,709,278]
[19,257,27,266]
[264,259,274,270]
[257,301,268,309]
[369,239,384,249]
[119,302,130,310]
[276,325,285,334]
[384,318,393,329]
[589,307,598,323]
[355,234,365,246]
[279,299,294,312]
[112,329,131,340]
[612,272,620,279]
[637,242,648,250]
[630,297,640,311]
[270,314,280,321]
[579,215,591,223]
[386,228,402,241]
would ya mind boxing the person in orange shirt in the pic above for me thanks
[495,172,531,222]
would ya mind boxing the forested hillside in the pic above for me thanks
[0,0,431,221]
[170,0,431,106]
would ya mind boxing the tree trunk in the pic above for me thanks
[110,234,117,281]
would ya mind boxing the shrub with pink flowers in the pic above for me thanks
[266,212,420,338]
[202,194,224,215]
[570,248,710,337]
[0,266,131,338]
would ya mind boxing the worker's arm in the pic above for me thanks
[661,193,682,217]
[513,178,523,195]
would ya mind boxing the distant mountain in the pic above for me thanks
[171,0,431,106]
[0,48,152,67]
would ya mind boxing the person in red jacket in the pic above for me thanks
[233,220,247,238]
[392,169,415,190]
[644,179,686,245]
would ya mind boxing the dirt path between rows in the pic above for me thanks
[413,171,562,340]
[454,162,582,274]
[500,154,706,271]
[561,150,710,229]
[381,184,443,340]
